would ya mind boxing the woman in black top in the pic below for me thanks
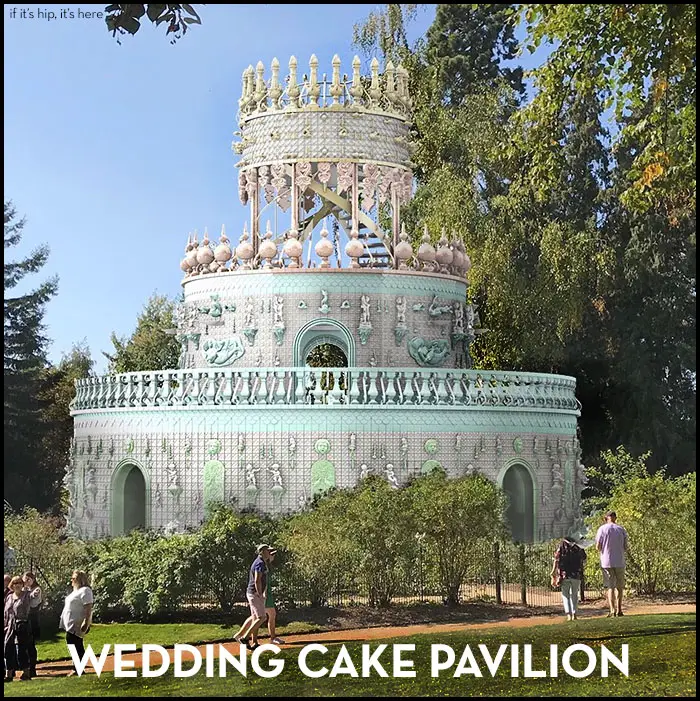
[550,536,587,621]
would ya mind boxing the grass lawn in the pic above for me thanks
[4,613,695,697]
[33,620,325,663]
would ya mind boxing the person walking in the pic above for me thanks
[233,545,273,650]
[264,549,284,645]
[550,535,587,621]
[22,573,42,678]
[595,511,629,617]
[3,576,32,682]
[59,570,93,662]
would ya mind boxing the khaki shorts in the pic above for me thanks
[602,567,625,589]
[246,592,266,620]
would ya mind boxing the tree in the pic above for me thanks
[584,446,652,513]
[342,476,417,606]
[105,293,181,373]
[407,471,505,605]
[281,490,356,606]
[425,4,524,106]
[516,4,696,222]
[192,507,275,613]
[40,342,95,513]
[4,201,59,512]
[602,470,696,594]
[104,4,203,44]
[353,4,696,476]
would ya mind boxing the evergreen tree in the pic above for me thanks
[4,201,59,511]
[105,293,181,372]
[425,4,524,106]
[40,342,95,512]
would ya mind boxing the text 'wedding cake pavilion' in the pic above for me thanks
[68,55,585,542]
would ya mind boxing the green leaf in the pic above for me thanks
[182,3,199,19]
[146,4,166,22]
[120,16,141,35]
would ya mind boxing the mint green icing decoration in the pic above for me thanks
[203,460,225,515]
[203,337,245,365]
[408,337,450,367]
[314,438,331,455]
[424,438,439,455]
[311,459,336,496]
[421,459,443,474]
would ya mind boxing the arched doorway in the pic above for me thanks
[295,319,353,404]
[500,463,535,543]
[293,319,355,367]
[111,461,149,535]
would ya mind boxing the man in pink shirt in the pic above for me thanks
[595,510,629,617]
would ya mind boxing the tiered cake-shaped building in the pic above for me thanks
[68,55,585,542]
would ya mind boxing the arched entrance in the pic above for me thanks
[499,462,535,543]
[293,319,355,367]
[111,461,149,535]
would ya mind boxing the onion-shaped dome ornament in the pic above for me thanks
[283,229,303,268]
[417,224,436,271]
[394,223,413,270]
[214,225,233,267]
[259,221,278,266]
[236,224,255,269]
[315,220,334,268]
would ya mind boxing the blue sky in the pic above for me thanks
[4,4,545,374]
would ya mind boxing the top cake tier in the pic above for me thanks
[233,55,413,170]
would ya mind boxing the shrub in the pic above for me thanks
[407,472,506,605]
[191,506,277,613]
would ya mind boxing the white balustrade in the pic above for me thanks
[70,368,580,413]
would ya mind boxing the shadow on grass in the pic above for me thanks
[575,621,696,644]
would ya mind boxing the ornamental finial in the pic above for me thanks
[270,57,282,109]
[350,55,363,102]
[330,54,342,107]
[369,57,381,106]
[309,54,320,109]
[288,56,300,108]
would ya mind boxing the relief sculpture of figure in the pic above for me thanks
[273,295,284,325]
[245,463,260,489]
[360,294,371,324]
[244,296,255,327]
[453,302,464,334]
[465,304,475,331]
[576,461,588,487]
[396,296,406,325]
[166,462,180,490]
[268,463,284,489]
[385,463,399,489]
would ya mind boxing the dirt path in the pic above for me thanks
[33,600,695,678]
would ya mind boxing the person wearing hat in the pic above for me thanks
[234,544,274,650]
[595,511,628,617]
[550,534,587,621]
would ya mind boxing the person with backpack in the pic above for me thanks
[550,535,587,621]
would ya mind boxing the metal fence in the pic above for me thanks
[13,540,609,621]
